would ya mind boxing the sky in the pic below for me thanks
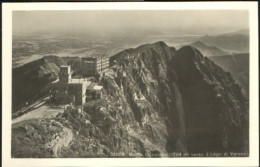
[13,10,249,36]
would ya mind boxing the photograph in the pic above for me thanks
[2,1,259,167]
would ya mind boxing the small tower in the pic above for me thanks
[59,65,72,83]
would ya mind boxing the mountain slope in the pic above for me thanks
[222,29,249,36]
[12,55,83,113]
[12,56,65,112]
[189,41,228,57]
[198,34,249,53]
[171,46,248,153]
[209,53,249,98]
[12,41,249,157]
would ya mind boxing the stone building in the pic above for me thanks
[82,54,109,77]
[51,66,89,105]
[51,65,104,105]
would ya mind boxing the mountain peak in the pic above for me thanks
[176,45,203,60]
[135,41,168,52]
[154,41,168,47]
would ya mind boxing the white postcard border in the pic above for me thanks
[2,2,259,167]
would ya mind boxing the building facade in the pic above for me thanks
[51,65,104,106]
[82,57,97,76]
[51,66,89,105]
[97,56,109,74]
[82,55,109,77]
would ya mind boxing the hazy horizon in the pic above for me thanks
[13,10,249,37]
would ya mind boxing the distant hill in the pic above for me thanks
[12,56,65,112]
[198,30,249,53]
[188,41,229,57]
[12,55,83,112]
[209,53,249,98]
[221,29,249,36]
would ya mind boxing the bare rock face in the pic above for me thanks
[209,53,249,99]
[12,41,248,157]
[171,46,248,154]
[73,41,248,157]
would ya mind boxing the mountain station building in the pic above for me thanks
[50,65,103,105]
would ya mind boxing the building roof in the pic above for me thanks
[52,79,59,84]
[86,82,96,89]
[60,65,70,68]
[70,78,90,84]
[83,60,95,64]
[86,82,103,91]
[93,85,103,91]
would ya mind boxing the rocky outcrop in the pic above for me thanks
[60,41,248,157]
[209,53,249,98]
[171,46,248,153]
